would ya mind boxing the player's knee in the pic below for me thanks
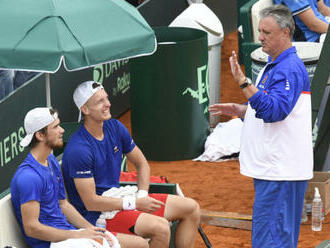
[186,198,200,215]
[151,218,170,239]
[117,233,149,248]
[192,198,200,216]
[134,237,149,248]
[184,198,200,224]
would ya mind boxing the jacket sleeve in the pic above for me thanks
[248,67,303,123]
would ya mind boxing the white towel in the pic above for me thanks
[50,231,120,248]
[99,185,138,220]
[193,118,243,162]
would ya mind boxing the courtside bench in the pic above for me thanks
[0,190,30,248]
[0,182,178,248]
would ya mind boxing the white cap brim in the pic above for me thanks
[78,110,82,123]
[73,81,103,123]
[20,133,34,147]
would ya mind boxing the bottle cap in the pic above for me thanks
[315,187,321,198]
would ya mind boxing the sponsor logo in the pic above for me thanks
[285,80,290,91]
[76,170,91,175]
[0,126,25,167]
[182,64,209,114]
[93,60,130,96]
[262,74,268,84]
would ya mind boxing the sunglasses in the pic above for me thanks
[92,82,102,89]
[91,82,103,94]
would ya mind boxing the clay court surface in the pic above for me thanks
[119,31,330,247]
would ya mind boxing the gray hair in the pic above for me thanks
[260,4,295,39]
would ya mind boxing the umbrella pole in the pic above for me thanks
[46,73,51,107]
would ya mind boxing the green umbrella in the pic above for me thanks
[0,0,156,72]
[0,0,156,105]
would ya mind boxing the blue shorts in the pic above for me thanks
[252,179,308,248]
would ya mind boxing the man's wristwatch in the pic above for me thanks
[240,77,253,89]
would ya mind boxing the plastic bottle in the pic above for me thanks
[301,199,308,223]
[312,187,323,231]
[321,200,325,221]
[95,217,106,228]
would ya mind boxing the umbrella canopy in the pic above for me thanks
[0,0,156,73]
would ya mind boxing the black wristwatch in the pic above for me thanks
[240,77,252,89]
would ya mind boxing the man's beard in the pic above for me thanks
[46,139,63,149]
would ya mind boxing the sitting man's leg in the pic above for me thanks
[108,211,170,248]
[163,195,200,248]
[135,213,171,248]
[135,194,200,248]
[117,233,149,248]
[106,194,200,248]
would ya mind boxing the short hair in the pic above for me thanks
[29,108,58,148]
[260,4,295,39]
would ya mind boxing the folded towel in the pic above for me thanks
[193,118,243,162]
[99,185,138,220]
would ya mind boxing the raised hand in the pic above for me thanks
[229,51,246,85]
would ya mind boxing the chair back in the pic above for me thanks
[0,192,30,248]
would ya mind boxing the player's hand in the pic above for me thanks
[73,226,107,241]
[136,196,165,213]
[103,231,117,247]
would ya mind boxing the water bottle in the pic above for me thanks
[301,199,308,223]
[321,200,325,221]
[312,187,322,231]
[95,217,106,228]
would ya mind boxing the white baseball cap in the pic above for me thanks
[20,107,58,147]
[73,81,104,122]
